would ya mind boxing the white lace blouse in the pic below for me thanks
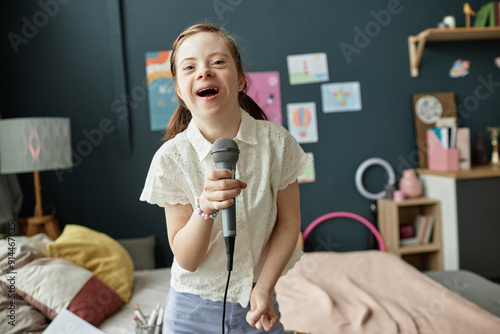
[140,109,312,307]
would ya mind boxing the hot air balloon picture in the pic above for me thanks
[293,107,312,138]
[321,81,362,113]
[286,102,318,143]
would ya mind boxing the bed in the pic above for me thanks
[102,253,500,334]
[1,224,500,334]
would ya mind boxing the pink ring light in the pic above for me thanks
[303,212,386,252]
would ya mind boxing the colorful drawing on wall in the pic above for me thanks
[286,102,318,144]
[321,81,362,113]
[246,71,282,125]
[145,50,177,131]
[449,59,470,78]
[298,152,316,183]
[286,53,329,85]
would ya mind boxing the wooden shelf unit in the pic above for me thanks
[408,27,500,77]
[377,197,443,271]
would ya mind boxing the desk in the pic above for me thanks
[418,166,500,279]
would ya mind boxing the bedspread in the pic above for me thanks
[275,251,500,334]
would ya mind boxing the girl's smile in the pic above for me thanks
[196,85,220,100]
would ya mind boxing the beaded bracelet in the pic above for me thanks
[195,197,219,220]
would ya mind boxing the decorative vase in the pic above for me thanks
[399,169,422,198]
[473,132,488,166]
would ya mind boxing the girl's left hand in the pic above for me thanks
[246,288,280,331]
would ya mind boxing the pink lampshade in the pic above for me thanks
[0,117,73,174]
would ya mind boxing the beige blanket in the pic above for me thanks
[276,251,500,334]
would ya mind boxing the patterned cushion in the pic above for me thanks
[46,224,134,303]
[0,258,122,326]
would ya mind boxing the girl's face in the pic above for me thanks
[174,32,245,121]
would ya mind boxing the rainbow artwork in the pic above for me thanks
[145,50,176,131]
[286,102,318,143]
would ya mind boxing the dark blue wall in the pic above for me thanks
[2,0,499,267]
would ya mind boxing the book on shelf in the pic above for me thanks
[456,128,471,170]
[400,237,419,246]
[421,215,434,244]
[474,1,500,27]
[430,127,457,149]
[400,214,435,246]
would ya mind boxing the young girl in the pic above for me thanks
[140,23,311,333]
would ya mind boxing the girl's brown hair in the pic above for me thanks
[163,23,267,140]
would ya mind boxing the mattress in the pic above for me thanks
[425,269,500,318]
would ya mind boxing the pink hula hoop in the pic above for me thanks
[302,212,386,252]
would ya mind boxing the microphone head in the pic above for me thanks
[211,137,240,163]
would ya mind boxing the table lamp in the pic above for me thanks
[0,117,72,239]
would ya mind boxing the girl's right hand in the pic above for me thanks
[198,169,247,214]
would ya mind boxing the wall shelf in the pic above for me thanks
[408,27,500,77]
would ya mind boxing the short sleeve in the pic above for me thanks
[278,129,313,190]
[139,148,190,207]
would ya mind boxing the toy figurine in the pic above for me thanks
[463,3,476,28]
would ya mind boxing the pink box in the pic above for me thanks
[427,130,459,172]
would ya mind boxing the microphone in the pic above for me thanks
[211,137,240,271]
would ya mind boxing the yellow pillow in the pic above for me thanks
[46,224,134,303]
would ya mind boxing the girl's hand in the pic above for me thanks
[246,288,280,331]
[199,169,246,214]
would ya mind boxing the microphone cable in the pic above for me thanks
[222,236,235,334]
[222,269,231,334]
